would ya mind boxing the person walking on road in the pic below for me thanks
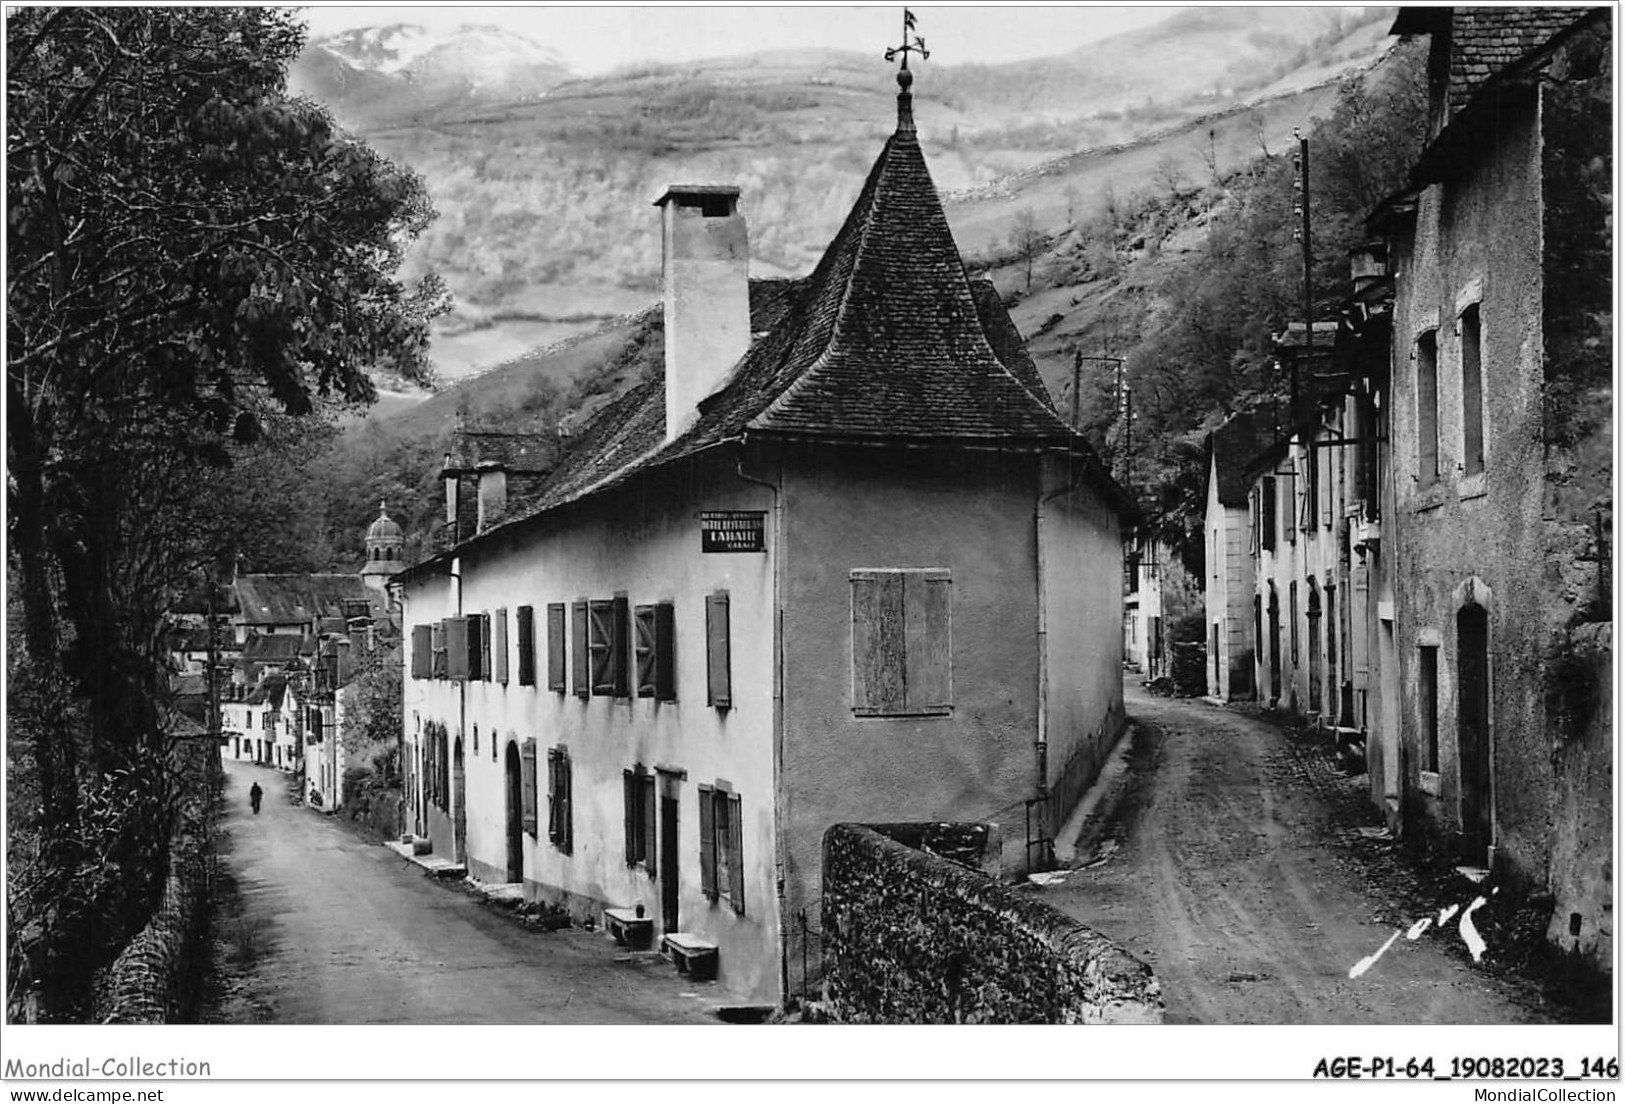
[249,781,263,815]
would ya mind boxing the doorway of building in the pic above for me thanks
[1267,584,1282,703]
[1307,581,1323,715]
[1457,603,1492,860]
[452,737,467,865]
[658,771,682,933]
[505,741,523,882]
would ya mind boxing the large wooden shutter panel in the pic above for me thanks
[546,604,566,691]
[444,618,469,680]
[706,593,731,708]
[654,601,677,701]
[851,572,904,714]
[411,625,432,679]
[516,605,535,686]
[572,601,589,698]
[520,738,537,837]
[492,608,509,684]
[635,606,656,697]
[904,571,951,712]
[698,784,717,899]
[727,792,745,914]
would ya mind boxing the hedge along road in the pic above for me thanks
[1039,680,1557,1026]
[209,760,716,1025]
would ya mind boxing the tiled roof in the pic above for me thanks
[245,674,288,709]
[1208,409,1279,508]
[406,80,1119,573]
[232,574,383,626]
[1392,7,1600,120]
[241,634,305,663]
[1441,7,1596,119]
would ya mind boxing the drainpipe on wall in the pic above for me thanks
[1034,457,1089,870]
[450,557,465,860]
[735,446,789,1005]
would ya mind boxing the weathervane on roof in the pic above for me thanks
[884,8,929,72]
[885,8,927,133]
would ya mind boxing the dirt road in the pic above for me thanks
[208,761,716,1024]
[1039,682,1555,1025]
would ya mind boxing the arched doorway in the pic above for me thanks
[1457,601,1492,859]
[505,741,523,883]
[452,737,467,864]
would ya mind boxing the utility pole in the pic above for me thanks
[1070,347,1083,431]
[1292,128,1313,425]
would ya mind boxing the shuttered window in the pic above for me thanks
[635,601,677,700]
[705,592,731,708]
[571,600,589,699]
[1260,478,1277,553]
[546,603,566,692]
[1417,330,1439,486]
[698,785,744,914]
[444,618,469,680]
[516,605,536,687]
[623,766,655,873]
[851,569,952,716]
[411,625,432,679]
[474,613,491,681]
[492,608,509,685]
[520,738,538,837]
[1461,305,1484,477]
[547,747,572,854]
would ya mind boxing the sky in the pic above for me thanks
[294,3,1183,74]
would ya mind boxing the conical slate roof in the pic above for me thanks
[695,86,1068,443]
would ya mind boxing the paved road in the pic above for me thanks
[209,761,716,1024]
[1040,681,1556,1025]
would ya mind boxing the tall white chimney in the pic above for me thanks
[655,185,751,442]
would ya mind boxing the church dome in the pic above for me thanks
[366,503,403,544]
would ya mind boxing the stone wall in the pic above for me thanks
[821,823,1163,1024]
[95,738,218,1024]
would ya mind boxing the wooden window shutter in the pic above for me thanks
[516,605,535,686]
[572,601,589,698]
[905,571,952,713]
[655,601,676,702]
[546,748,561,844]
[635,605,656,697]
[622,770,637,865]
[698,784,717,899]
[546,603,566,692]
[411,625,432,679]
[851,571,904,714]
[706,592,731,708]
[480,613,494,682]
[461,617,477,679]
[560,751,572,854]
[727,792,745,914]
[588,600,613,695]
[492,608,509,685]
[641,773,657,878]
[520,738,537,837]
[444,617,469,680]
[612,595,631,698]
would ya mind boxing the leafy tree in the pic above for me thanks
[6,7,443,1019]
[1009,207,1042,294]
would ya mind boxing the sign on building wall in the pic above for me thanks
[700,511,766,553]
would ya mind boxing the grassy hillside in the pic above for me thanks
[296,7,1393,387]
